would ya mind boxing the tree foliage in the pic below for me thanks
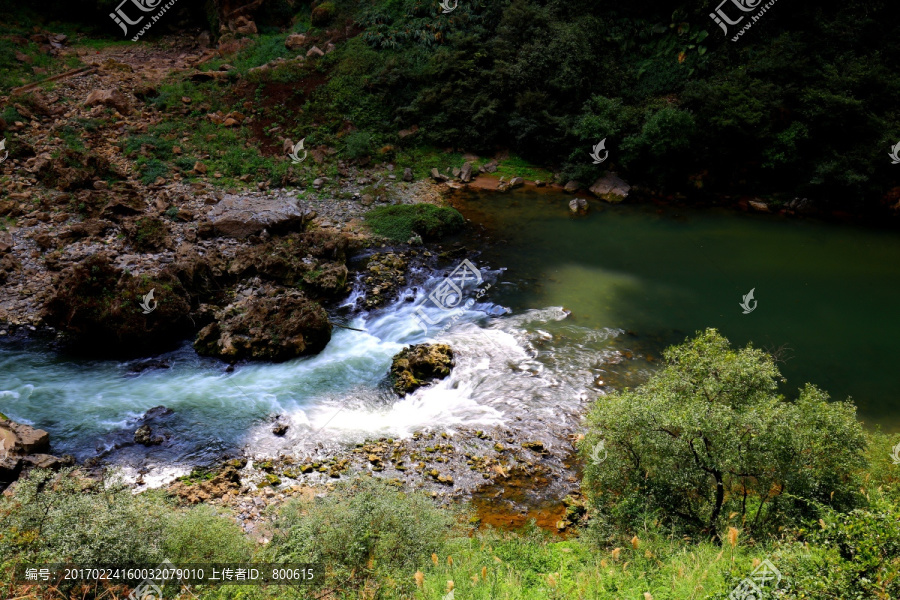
[581,328,867,539]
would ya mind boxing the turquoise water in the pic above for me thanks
[2,190,899,479]
[454,190,900,431]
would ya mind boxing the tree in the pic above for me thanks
[581,328,867,539]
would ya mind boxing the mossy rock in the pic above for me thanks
[390,343,454,396]
[311,1,336,26]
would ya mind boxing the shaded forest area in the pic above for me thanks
[4,0,900,213]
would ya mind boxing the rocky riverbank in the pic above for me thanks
[0,31,632,532]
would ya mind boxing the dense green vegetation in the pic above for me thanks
[364,204,465,241]
[2,331,899,599]
[5,0,898,211]
[582,329,867,540]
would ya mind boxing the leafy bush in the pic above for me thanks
[0,469,168,566]
[581,328,867,540]
[365,204,465,241]
[162,505,253,563]
[776,491,900,599]
[342,131,375,159]
[265,477,454,592]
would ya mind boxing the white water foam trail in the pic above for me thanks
[0,269,627,480]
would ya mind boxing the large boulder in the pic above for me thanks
[285,33,307,50]
[6,421,50,454]
[588,173,631,203]
[194,286,332,362]
[390,343,454,396]
[206,195,313,238]
[42,253,193,356]
[84,89,132,115]
[460,162,473,183]
[226,231,351,299]
[1,415,59,487]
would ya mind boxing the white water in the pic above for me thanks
[0,269,633,485]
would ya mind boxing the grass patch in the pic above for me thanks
[493,154,555,182]
[365,204,465,242]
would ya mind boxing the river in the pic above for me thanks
[1,189,899,484]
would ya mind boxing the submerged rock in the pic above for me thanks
[568,198,588,213]
[363,252,409,309]
[134,425,163,446]
[390,343,454,396]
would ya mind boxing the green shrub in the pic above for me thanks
[778,491,900,599]
[265,476,454,591]
[581,328,867,540]
[342,131,375,159]
[364,204,465,241]
[162,505,253,563]
[0,469,168,566]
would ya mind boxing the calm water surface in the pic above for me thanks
[454,189,900,430]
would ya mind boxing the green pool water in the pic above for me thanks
[454,189,900,431]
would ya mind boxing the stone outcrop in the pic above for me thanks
[205,195,313,238]
[168,460,245,504]
[285,33,306,50]
[390,343,454,396]
[227,231,351,299]
[1,414,66,488]
[194,286,332,362]
[84,89,132,115]
[588,173,631,203]
[42,253,193,356]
